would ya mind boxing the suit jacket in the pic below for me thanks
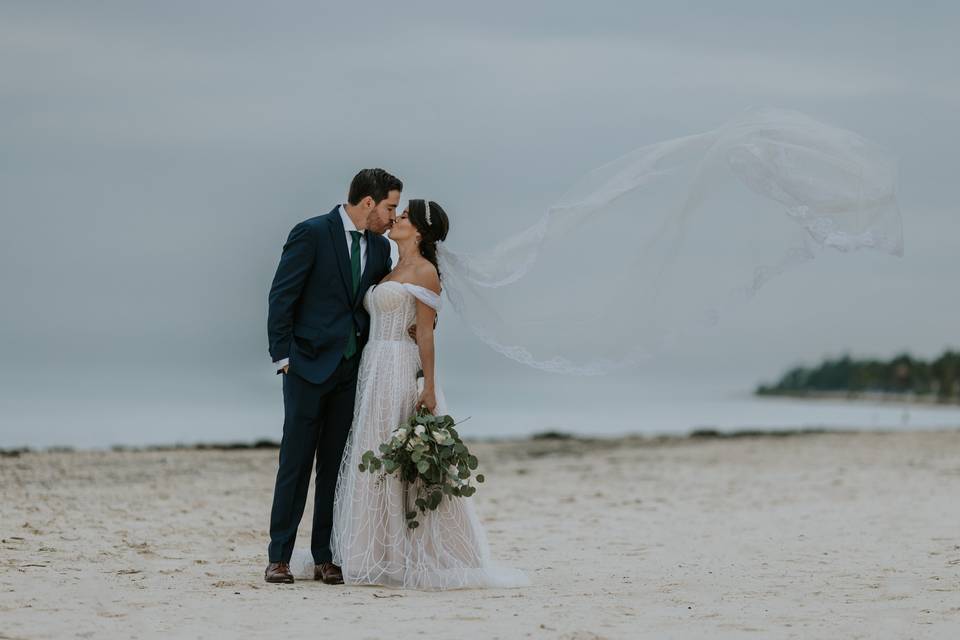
[267,206,392,384]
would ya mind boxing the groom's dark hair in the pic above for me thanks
[347,168,403,205]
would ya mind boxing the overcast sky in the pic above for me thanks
[2,1,958,445]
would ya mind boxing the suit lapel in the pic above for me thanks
[326,207,353,299]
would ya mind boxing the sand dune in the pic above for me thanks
[2,430,959,639]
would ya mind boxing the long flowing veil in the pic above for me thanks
[436,108,902,375]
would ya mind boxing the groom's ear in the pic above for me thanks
[360,195,375,210]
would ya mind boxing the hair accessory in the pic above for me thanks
[424,200,432,226]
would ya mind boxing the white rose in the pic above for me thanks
[414,425,426,437]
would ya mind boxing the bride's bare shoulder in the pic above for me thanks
[411,260,441,295]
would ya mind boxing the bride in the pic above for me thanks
[326,199,528,590]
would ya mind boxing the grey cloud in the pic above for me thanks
[1,1,958,446]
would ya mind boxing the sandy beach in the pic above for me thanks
[2,429,959,639]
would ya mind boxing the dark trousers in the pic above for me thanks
[268,354,359,564]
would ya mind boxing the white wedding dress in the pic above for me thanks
[292,280,527,590]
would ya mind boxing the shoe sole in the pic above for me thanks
[264,576,295,584]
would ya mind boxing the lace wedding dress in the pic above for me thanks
[292,280,528,590]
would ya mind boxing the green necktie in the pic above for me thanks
[343,230,362,359]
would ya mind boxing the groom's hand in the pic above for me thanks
[281,364,289,374]
[408,325,418,343]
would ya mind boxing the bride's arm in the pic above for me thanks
[414,299,437,413]
[412,264,442,413]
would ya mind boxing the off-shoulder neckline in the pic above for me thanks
[374,280,441,296]
[371,280,442,310]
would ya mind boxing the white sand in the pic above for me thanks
[2,430,959,639]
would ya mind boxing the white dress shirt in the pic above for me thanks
[273,205,366,371]
[338,204,367,273]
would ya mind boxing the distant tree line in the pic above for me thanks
[756,350,960,403]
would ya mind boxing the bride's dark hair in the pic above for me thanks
[408,199,450,279]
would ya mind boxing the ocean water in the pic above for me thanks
[443,371,960,439]
[2,367,959,450]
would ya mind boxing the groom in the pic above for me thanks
[265,168,402,584]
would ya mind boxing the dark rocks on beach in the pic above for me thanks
[531,431,575,440]
[690,427,837,439]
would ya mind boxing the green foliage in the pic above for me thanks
[358,408,484,528]
[756,349,960,402]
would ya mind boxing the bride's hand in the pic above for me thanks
[417,387,437,414]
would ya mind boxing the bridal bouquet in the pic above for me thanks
[358,410,484,529]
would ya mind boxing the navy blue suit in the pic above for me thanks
[266,206,392,565]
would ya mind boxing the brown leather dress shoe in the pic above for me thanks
[314,562,344,585]
[264,561,294,584]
